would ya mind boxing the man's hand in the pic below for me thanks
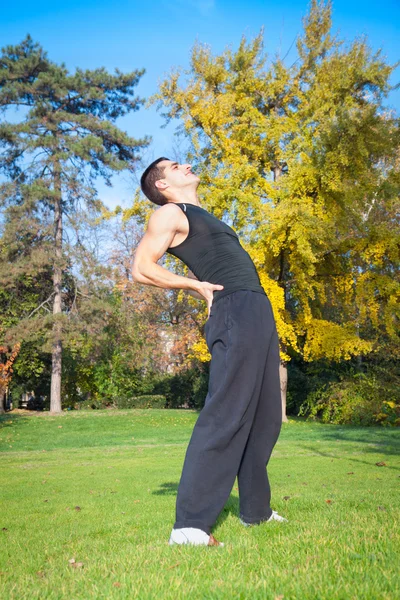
[186,270,224,317]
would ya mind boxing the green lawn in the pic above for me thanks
[0,409,399,599]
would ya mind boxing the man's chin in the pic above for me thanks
[186,171,200,180]
[184,178,200,188]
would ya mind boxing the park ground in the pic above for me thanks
[0,409,399,599]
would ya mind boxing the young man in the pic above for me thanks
[133,157,286,547]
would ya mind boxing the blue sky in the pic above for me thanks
[1,0,399,208]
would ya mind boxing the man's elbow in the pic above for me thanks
[132,259,154,283]
[132,266,144,283]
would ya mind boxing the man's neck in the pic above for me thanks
[168,189,201,207]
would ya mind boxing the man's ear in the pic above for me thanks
[155,179,168,191]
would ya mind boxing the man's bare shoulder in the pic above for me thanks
[156,202,182,214]
[151,202,182,219]
[147,202,182,233]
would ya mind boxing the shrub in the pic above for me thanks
[77,395,166,410]
[115,395,166,409]
[152,365,209,410]
[78,398,113,410]
[299,369,400,426]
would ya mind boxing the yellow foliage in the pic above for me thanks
[146,11,399,366]
[302,318,374,361]
[188,338,211,363]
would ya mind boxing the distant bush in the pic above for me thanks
[78,395,166,410]
[286,358,350,416]
[115,395,166,409]
[299,369,400,426]
[152,365,209,410]
[78,398,113,410]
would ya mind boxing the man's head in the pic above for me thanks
[140,157,200,206]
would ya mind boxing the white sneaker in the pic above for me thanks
[240,510,288,526]
[267,510,288,523]
[169,527,224,546]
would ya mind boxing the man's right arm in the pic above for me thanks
[132,205,223,316]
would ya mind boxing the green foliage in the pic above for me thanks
[299,365,400,426]
[77,398,112,410]
[153,365,209,410]
[77,395,166,410]
[114,395,166,409]
[286,357,355,415]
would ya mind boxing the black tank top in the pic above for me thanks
[166,202,266,303]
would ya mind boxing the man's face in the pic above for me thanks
[155,160,200,196]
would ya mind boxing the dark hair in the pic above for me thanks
[140,157,170,206]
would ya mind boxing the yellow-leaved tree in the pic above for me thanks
[149,0,400,420]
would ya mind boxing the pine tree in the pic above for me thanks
[0,36,149,413]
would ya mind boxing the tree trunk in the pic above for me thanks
[279,361,289,423]
[273,162,289,423]
[50,164,63,414]
[0,389,5,414]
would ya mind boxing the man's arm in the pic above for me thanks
[132,205,200,293]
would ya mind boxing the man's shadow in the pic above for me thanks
[152,482,239,528]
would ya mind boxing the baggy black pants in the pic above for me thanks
[173,289,282,535]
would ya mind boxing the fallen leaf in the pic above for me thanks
[58,426,62,429]
[347,472,354,475]
[36,571,45,578]
[44,500,48,503]
[283,496,291,501]
[325,499,333,504]
[375,462,386,467]
[113,582,121,587]
[378,506,386,511]
[2,528,8,531]
[72,562,84,569]
[74,506,81,511]
[167,562,180,570]
[68,558,76,564]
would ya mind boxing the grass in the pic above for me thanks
[0,409,399,600]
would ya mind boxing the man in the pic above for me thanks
[133,157,286,547]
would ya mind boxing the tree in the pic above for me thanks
[0,36,149,413]
[150,0,400,421]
